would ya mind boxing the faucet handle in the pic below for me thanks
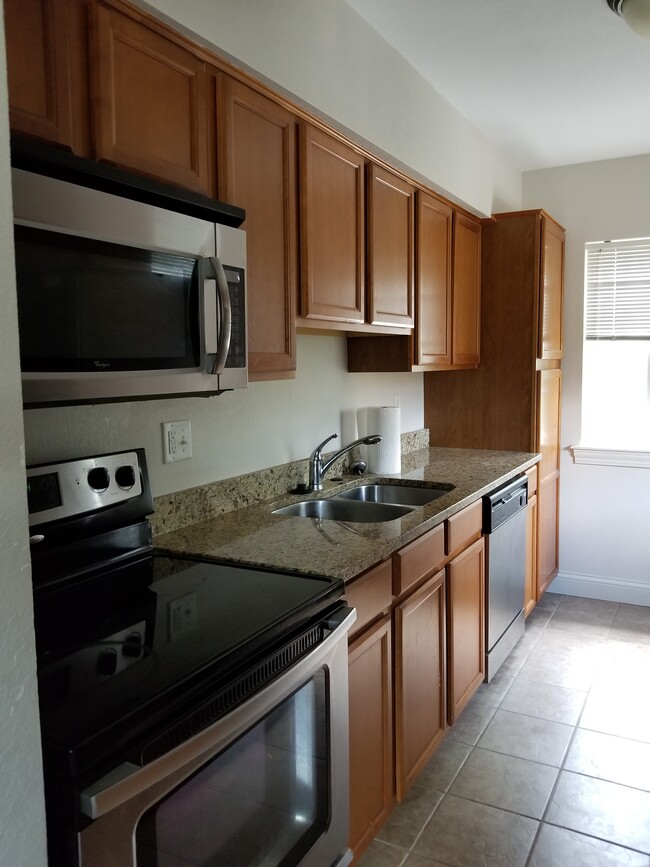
[313,432,338,457]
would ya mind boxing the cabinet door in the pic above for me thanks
[415,191,453,366]
[5,0,73,146]
[92,2,209,192]
[299,124,365,323]
[348,616,393,858]
[367,164,415,328]
[394,569,446,801]
[452,212,481,367]
[538,216,565,360]
[447,536,485,723]
[218,76,297,380]
[536,368,561,596]
[524,492,538,617]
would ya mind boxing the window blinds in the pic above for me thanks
[585,239,650,340]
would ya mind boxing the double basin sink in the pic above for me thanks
[273,482,453,524]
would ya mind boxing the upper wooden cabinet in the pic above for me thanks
[299,123,365,325]
[346,197,479,372]
[539,216,565,360]
[217,76,298,380]
[4,0,74,147]
[366,164,415,328]
[452,212,481,367]
[415,191,453,366]
[92,2,210,193]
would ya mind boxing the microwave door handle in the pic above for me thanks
[206,256,231,375]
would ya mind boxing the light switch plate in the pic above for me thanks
[162,420,192,463]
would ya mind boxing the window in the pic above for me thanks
[574,238,650,466]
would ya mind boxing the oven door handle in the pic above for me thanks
[206,256,231,375]
[79,605,356,820]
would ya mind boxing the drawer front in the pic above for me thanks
[346,559,393,637]
[393,523,445,596]
[446,500,482,559]
[525,465,538,497]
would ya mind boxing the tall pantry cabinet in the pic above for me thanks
[424,209,564,607]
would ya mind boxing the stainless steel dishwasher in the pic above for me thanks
[483,476,528,681]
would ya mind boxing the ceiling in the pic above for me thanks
[345,0,650,171]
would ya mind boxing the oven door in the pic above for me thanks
[77,607,355,867]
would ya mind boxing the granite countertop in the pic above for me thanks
[153,446,540,582]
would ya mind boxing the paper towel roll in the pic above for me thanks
[367,406,401,474]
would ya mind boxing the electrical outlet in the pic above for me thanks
[162,420,192,463]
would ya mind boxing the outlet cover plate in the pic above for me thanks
[162,420,192,463]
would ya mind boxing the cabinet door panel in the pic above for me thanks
[218,76,297,379]
[525,493,538,617]
[93,3,209,192]
[416,192,453,366]
[299,124,365,323]
[539,216,564,360]
[537,475,559,597]
[348,616,393,857]
[452,213,481,366]
[5,0,73,145]
[367,165,415,327]
[537,368,562,482]
[447,537,485,723]
[394,569,446,800]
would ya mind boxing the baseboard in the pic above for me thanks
[550,571,650,606]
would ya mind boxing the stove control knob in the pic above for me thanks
[115,465,136,491]
[87,467,110,492]
[96,648,117,676]
[122,631,143,658]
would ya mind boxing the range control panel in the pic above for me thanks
[27,450,143,527]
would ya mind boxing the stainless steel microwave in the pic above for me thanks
[12,168,247,407]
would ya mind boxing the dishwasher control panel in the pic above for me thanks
[482,476,528,533]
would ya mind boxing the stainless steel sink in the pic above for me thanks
[272,498,413,523]
[337,483,452,507]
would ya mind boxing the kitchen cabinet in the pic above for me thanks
[447,536,485,724]
[451,212,481,367]
[298,123,366,325]
[424,209,565,607]
[524,466,538,617]
[217,75,298,380]
[4,0,90,153]
[366,164,415,328]
[346,560,394,860]
[92,1,211,193]
[346,197,479,372]
[394,568,446,801]
[537,368,562,596]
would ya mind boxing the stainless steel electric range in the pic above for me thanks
[27,449,355,867]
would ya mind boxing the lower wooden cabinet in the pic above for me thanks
[394,568,446,801]
[525,491,538,617]
[348,615,393,857]
[447,536,485,724]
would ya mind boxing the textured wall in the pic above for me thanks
[0,0,48,862]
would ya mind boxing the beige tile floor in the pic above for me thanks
[357,593,650,867]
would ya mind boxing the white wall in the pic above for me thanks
[22,0,524,497]
[25,335,424,496]
[0,2,48,862]
[141,0,521,217]
[524,154,650,604]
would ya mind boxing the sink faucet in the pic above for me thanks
[308,433,382,491]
